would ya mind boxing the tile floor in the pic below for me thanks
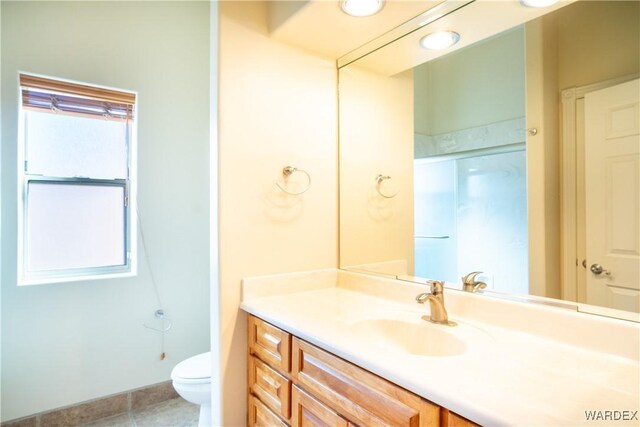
[81,398,199,427]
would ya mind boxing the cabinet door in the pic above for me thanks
[441,409,480,427]
[249,356,292,420]
[249,394,288,427]
[292,338,440,427]
[248,315,292,374]
[292,385,349,427]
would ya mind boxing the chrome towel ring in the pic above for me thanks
[276,166,311,195]
[375,174,398,198]
[143,309,172,333]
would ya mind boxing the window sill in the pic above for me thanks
[18,270,137,286]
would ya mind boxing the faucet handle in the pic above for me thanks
[415,293,429,304]
[427,279,444,294]
[474,282,487,291]
[462,271,488,292]
[462,271,482,284]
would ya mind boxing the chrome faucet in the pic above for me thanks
[415,280,456,326]
[461,271,487,293]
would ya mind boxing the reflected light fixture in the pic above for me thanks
[340,0,385,17]
[419,31,461,50]
[520,0,559,7]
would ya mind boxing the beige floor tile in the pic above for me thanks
[131,398,199,427]
[81,413,133,427]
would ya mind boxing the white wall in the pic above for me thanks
[218,2,337,425]
[209,1,222,424]
[1,2,210,421]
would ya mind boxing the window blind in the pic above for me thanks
[20,74,135,121]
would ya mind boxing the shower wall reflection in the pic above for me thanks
[415,150,528,294]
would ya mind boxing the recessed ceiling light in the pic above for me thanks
[340,0,385,17]
[520,0,559,7]
[419,31,461,50]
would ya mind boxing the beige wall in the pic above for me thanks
[525,0,640,299]
[414,27,525,136]
[525,15,561,299]
[218,2,337,425]
[339,66,414,275]
[556,0,639,91]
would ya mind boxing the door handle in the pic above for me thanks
[590,264,611,276]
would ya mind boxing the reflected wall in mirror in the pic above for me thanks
[339,0,640,319]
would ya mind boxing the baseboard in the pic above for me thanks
[1,381,178,427]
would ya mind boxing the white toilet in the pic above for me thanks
[171,352,212,427]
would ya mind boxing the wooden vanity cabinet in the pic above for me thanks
[248,315,291,373]
[292,337,439,427]
[247,315,479,427]
[248,355,291,420]
[249,395,289,427]
[291,385,350,427]
[441,410,479,427]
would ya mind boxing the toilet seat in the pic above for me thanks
[171,352,211,384]
[171,351,212,426]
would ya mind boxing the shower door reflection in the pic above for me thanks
[414,149,528,294]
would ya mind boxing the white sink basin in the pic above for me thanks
[349,318,467,357]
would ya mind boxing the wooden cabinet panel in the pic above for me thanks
[249,355,292,420]
[442,409,480,427]
[291,385,349,427]
[249,315,292,374]
[249,394,288,427]
[247,315,480,427]
[292,338,440,427]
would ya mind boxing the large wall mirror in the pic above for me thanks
[338,0,639,320]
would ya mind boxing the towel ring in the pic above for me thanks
[276,166,311,195]
[376,174,398,198]
[144,309,172,333]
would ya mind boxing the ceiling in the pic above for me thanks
[268,0,445,60]
[349,0,577,76]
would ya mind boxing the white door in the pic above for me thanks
[584,78,640,312]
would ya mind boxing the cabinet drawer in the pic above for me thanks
[249,355,292,420]
[291,385,349,427]
[292,338,439,427]
[249,394,289,427]
[249,315,292,374]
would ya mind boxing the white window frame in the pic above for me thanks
[17,73,138,286]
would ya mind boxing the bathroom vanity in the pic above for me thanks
[247,315,476,426]
[241,269,640,427]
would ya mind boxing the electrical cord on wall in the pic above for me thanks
[137,202,170,360]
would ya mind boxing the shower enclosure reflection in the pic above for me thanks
[415,149,528,294]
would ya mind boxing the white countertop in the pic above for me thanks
[240,269,640,426]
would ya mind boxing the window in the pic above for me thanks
[17,74,137,285]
